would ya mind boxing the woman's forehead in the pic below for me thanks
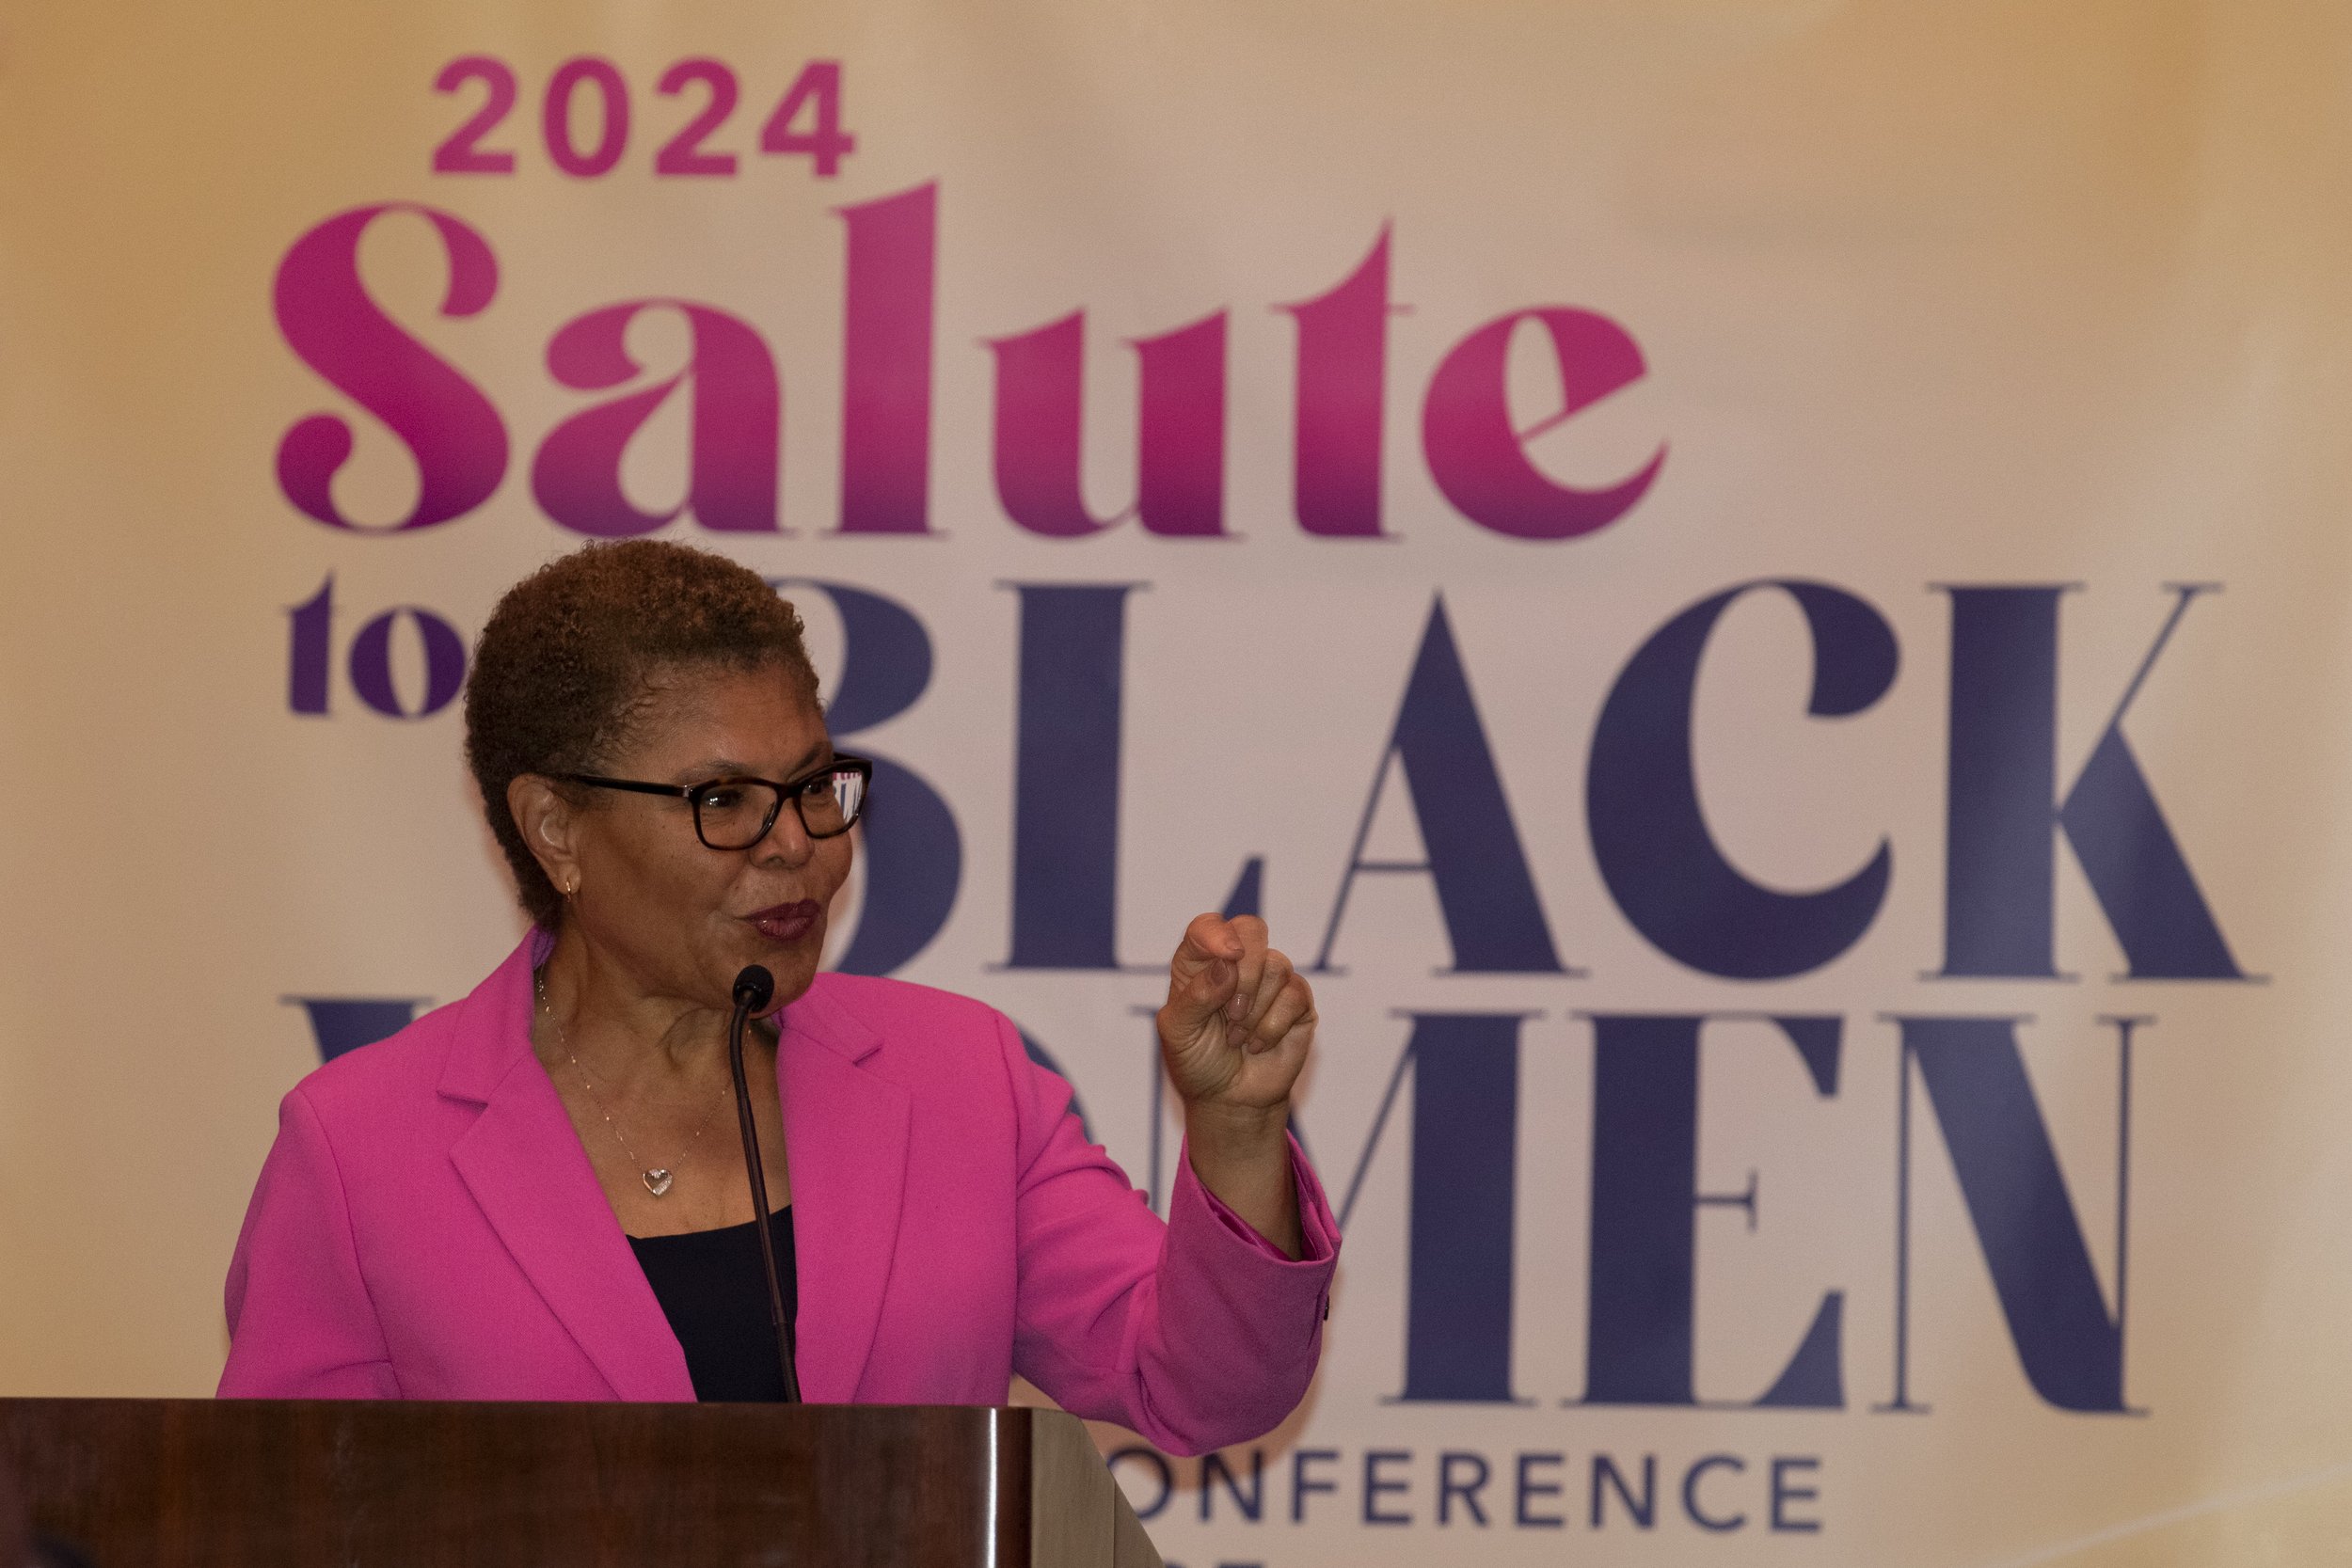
[619,663,826,770]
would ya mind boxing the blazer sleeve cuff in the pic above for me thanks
[1177,1131,1341,1272]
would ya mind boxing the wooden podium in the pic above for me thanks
[0,1399,1161,1567]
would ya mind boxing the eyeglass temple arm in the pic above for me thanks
[562,774,695,800]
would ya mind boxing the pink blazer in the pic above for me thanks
[219,935,1339,1456]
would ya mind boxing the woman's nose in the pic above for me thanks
[755,800,817,866]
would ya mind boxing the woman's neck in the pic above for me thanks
[532,924,769,1087]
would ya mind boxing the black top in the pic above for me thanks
[627,1207,798,1402]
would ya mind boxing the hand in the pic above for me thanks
[1157,913,1315,1258]
[1156,913,1315,1122]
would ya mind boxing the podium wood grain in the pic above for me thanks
[0,1399,1161,1568]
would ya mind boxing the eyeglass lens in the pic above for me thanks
[691,768,866,849]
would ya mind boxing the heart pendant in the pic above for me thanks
[643,1168,675,1197]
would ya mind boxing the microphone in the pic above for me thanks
[731,965,774,1011]
[727,964,800,1402]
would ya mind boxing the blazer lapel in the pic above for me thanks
[439,938,693,1402]
[777,979,911,1404]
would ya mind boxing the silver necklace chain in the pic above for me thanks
[535,970,732,1198]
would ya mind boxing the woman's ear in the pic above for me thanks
[506,774,583,898]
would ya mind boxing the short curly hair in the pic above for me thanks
[464,540,819,929]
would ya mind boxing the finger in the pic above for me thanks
[1246,974,1315,1055]
[1230,944,1294,1043]
[1165,913,1244,1031]
[1224,915,1270,1027]
[1170,911,1245,986]
[1164,955,1238,1035]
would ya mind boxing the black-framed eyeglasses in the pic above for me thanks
[560,756,872,850]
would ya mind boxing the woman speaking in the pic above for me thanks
[218,541,1338,1456]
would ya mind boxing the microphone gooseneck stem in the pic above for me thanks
[728,997,801,1403]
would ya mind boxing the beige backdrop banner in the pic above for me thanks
[5,3,2351,1563]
